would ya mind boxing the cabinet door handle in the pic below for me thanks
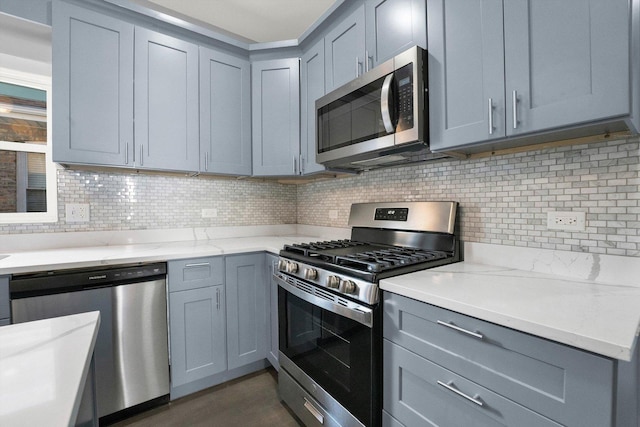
[488,98,494,135]
[437,320,484,339]
[216,288,220,311]
[125,143,129,165]
[300,155,305,174]
[139,145,144,166]
[303,398,324,424]
[293,156,298,175]
[512,90,518,129]
[185,262,210,268]
[437,381,484,407]
[366,50,373,72]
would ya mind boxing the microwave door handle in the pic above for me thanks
[381,74,395,133]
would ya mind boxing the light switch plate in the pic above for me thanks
[66,203,90,223]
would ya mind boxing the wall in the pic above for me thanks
[297,136,640,257]
[0,169,296,234]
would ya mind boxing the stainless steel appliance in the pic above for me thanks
[316,46,446,171]
[10,263,170,424]
[275,201,460,427]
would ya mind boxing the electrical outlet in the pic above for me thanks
[201,208,218,218]
[547,211,586,231]
[66,203,90,223]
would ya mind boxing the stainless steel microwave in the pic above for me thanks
[316,46,440,171]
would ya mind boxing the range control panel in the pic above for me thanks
[374,208,408,221]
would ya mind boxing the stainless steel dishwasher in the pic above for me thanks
[9,263,170,424]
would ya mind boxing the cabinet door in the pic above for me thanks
[169,285,226,387]
[325,5,366,92]
[427,0,506,151]
[300,39,326,175]
[199,48,252,176]
[265,254,279,370]
[365,0,426,67]
[52,1,133,166]
[225,254,267,370]
[251,58,300,176]
[134,27,199,172]
[504,0,629,136]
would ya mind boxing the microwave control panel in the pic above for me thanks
[396,63,414,132]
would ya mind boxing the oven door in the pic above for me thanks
[276,273,381,427]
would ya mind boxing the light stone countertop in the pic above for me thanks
[0,311,101,426]
[380,256,640,361]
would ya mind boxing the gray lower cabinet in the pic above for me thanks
[168,257,225,389]
[428,0,631,152]
[300,38,326,175]
[199,47,252,176]
[52,0,134,167]
[168,254,270,398]
[383,292,615,427]
[251,58,301,176]
[134,27,200,172]
[225,253,267,370]
[365,0,426,67]
[0,276,9,326]
[265,254,279,370]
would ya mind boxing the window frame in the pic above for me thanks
[0,66,58,223]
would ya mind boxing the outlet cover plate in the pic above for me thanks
[66,203,90,223]
[547,211,586,231]
[201,208,218,218]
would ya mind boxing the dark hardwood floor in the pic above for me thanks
[110,369,301,427]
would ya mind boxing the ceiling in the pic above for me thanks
[141,0,338,43]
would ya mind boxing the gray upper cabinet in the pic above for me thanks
[199,48,252,176]
[52,1,134,167]
[300,38,326,175]
[324,4,366,92]
[428,0,631,152]
[134,27,200,172]
[225,253,267,370]
[365,0,426,68]
[503,0,629,137]
[251,58,301,176]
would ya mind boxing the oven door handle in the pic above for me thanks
[275,274,374,328]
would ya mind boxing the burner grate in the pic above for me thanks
[335,248,449,272]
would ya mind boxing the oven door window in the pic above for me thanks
[279,287,373,425]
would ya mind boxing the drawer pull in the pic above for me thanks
[437,320,484,340]
[437,380,484,407]
[185,262,210,268]
[303,398,324,424]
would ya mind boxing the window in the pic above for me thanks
[0,68,57,223]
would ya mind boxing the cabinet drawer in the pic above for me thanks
[168,257,223,292]
[383,292,614,426]
[384,340,562,427]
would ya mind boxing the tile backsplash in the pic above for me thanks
[0,136,638,257]
[297,136,639,257]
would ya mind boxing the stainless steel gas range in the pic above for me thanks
[274,201,460,427]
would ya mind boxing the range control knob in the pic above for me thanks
[277,259,288,271]
[286,262,298,274]
[339,280,357,294]
[304,268,318,280]
[326,276,340,289]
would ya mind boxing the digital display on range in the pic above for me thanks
[374,208,409,221]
